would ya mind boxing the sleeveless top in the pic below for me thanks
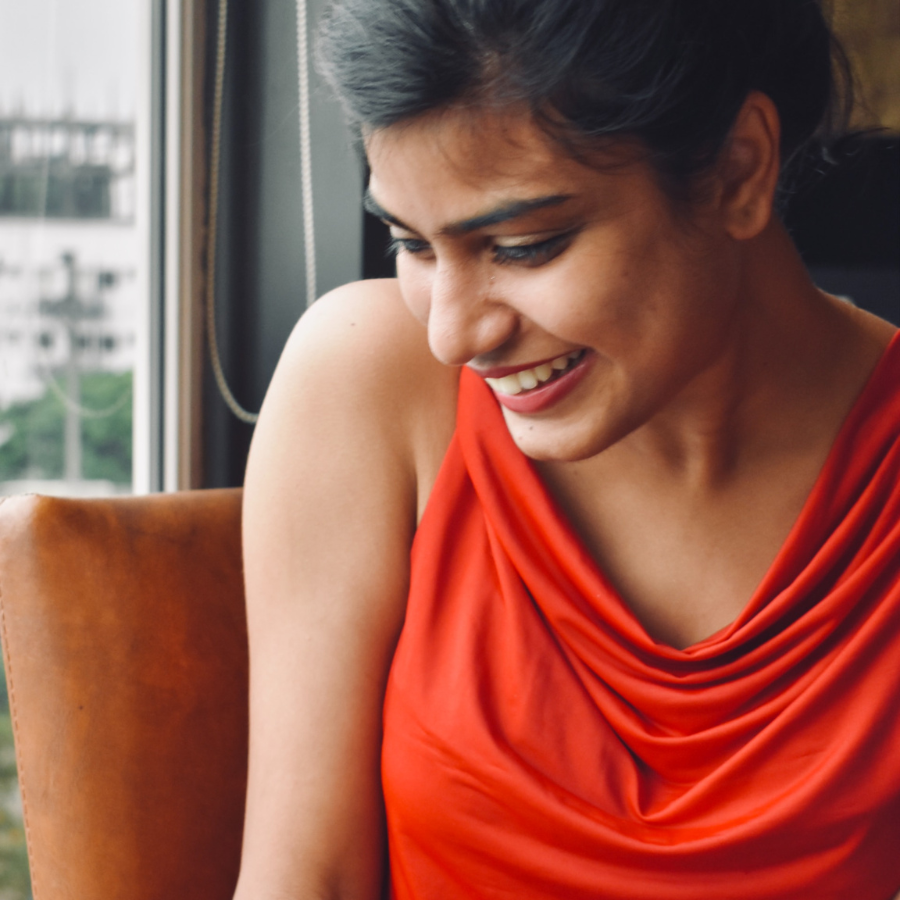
[382,332,900,899]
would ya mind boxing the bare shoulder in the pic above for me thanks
[243,276,458,612]
[243,274,455,629]
[287,277,431,373]
[843,298,898,349]
[822,292,898,397]
[268,278,457,486]
[236,283,458,895]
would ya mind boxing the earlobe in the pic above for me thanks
[719,91,781,241]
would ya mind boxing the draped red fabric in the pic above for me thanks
[382,332,900,899]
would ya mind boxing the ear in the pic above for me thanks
[716,91,781,241]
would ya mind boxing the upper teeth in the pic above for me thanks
[485,351,582,396]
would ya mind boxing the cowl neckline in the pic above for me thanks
[453,330,900,665]
[383,331,900,898]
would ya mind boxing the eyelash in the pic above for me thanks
[387,237,429,258]
[386,232,574,267]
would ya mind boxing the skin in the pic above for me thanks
[234,93,897,899]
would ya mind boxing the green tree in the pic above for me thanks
[0,389,64,480]
[0,371,132,485]
[80,372,133,483]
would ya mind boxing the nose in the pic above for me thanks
[425,260,517,366]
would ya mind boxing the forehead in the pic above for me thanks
[366,106,564,179]
[365,107,647,232]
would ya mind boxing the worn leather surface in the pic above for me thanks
[0,489,247,900]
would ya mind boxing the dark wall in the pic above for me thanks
[785,136,900,325]
[203,0,362,488]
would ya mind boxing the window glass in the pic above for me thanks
[0,0,144,500]
[0,1,146,894]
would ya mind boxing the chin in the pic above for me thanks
[504,415,619,464]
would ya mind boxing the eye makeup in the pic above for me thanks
[387,228,579,269]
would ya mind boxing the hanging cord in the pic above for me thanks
[205,0,259,423]
[41,371,132,419]
[205,0,318,423]
[31,273,134,422]
[296,0,317,309]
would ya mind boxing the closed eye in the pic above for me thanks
[386,229,578,265]
[387,236,431,258]
[493,231,576,267]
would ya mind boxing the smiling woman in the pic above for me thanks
[362,102,788,467]
[234,1,900,899]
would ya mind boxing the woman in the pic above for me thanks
[234,0,900,897]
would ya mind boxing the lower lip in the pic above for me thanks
[486,352,594,414]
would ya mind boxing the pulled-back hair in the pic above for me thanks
[316,0,854,195]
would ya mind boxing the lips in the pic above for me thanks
[473,349,593,414]
[483,350,584,396]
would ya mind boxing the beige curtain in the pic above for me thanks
[832,0,900,131]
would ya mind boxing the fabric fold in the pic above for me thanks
[383,333,900,899]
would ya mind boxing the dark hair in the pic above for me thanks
[317,0,854,198]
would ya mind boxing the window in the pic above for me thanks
[0,1,151,893]
[0,0,148,501]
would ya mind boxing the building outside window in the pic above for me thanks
[0,117,138,496]
[0,1,147,894]
[0,2,144,503]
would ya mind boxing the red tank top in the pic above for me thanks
[382,333,900,899]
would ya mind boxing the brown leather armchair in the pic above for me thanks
[0,489,248,900]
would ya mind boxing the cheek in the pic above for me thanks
[523,235,724,366]
[396,257,432,326]
[515,253,640,347]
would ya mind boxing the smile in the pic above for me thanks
[475,349,593,415]
[484,351,584,396]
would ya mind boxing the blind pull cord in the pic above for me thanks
[206,0,317,424]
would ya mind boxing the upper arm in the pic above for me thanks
[235,281,447,900]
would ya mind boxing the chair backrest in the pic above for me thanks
[0,489,247,900]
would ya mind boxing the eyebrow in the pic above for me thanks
[363,189,573,236]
